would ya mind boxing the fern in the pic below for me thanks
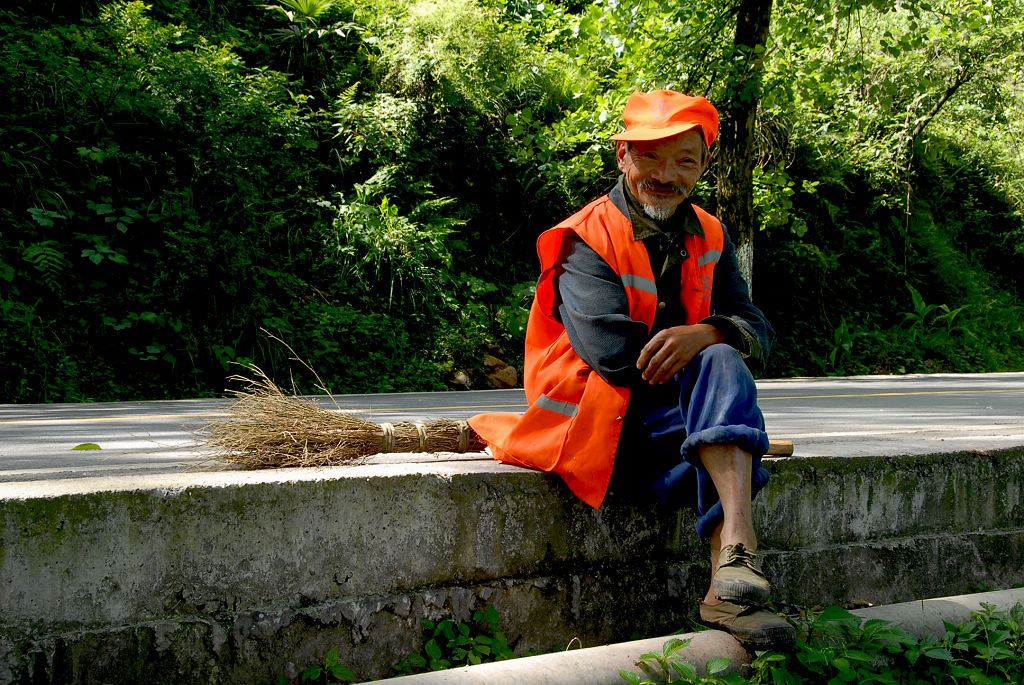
[22,241,70,291]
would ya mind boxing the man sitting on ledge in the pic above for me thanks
[469,90,794,650]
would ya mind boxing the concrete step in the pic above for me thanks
[2,447,1024,683]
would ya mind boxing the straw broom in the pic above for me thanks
[202,364,486,469]
[201,329,793,467]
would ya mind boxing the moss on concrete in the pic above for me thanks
[757,448,1024,548]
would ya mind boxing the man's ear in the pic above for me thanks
[615,141,628,172]
[699,140,712,177]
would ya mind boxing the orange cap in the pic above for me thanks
[609,90,719,148]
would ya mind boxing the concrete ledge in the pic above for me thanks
[851,588,1024,637]
[374,629,750,685]
[755,449,1024,605]
[3,448,1024,683]
[757,450,1024,545]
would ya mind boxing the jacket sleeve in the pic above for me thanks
[556,235,649,388]
[703,224,776,365]
[556,227,775,384]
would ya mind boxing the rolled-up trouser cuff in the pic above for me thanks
[681,424,770,463]
[625,343,771,538]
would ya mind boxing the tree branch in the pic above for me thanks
[909,64,976,142]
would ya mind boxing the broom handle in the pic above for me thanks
[766,440,794,456]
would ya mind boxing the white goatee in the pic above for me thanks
[641,203,677,221]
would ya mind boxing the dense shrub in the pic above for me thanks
[1,0,1022,402]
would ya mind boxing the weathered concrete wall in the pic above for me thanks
[756,449,1024,605]
[2,448,1023,684]
[0,463,705,684]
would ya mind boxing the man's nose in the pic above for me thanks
[651,160,685,184]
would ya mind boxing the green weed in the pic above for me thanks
[393,607,516,675]
[621,603,1024,685]
[277,646,355,685]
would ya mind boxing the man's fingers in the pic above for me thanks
[643,345,681,384]
[637,331,666,371]
[641,353,661,382]
[638,325,719,384]
[639,339,666,379]
[639,332,682,383]
[649,353,681,384]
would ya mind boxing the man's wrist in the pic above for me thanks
[696,322,726,346]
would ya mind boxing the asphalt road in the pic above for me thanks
[2,373,1023,484]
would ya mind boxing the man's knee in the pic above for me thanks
[699,342,744,366]
[693,343,752,382]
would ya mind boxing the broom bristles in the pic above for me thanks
[201,365,486,469]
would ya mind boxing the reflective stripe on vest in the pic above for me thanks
[698,250,722,267]
[468,195,724,509]
[535,394,579,418]
[620,273,658,295]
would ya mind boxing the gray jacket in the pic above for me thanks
[555,177,775,390]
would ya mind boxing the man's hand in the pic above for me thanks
[637,323,725,385]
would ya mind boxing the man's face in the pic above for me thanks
[616,129,707,219]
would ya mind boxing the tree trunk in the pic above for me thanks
[716,0,773,295]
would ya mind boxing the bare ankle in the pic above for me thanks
[720,531,757,552]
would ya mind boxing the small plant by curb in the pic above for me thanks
[277,647,356,685]
[393,607,516,675]
[621,602,1024,684]
[620,637,735,684]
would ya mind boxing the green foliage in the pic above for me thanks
[276,646,356,685]
[0,0,543,401]
[329,184,462,311]
[620,637,738,685]
[261,0,361,85]
[299,647,356,684]
[268,0,340,23]
[393,607,516,675]
[22,241,70,292]
[759,127,1024,377]
[378,0,519,111]
[1,0,1023,402]
[620,603,1024,685]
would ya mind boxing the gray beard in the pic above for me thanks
[637,179,687,221]
[641,203,677,221]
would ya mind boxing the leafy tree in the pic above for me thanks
[1,0,1022,402]
[717,0,774,292]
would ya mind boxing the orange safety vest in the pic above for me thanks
[468,195,724,508]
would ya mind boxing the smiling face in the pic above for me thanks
[616,129,708,219]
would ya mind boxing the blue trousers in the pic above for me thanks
[609,343,771,538]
